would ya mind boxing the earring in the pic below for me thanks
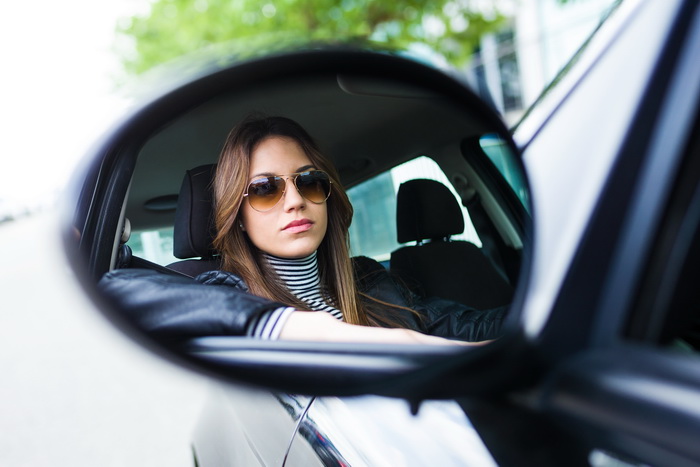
[239,222,245,231]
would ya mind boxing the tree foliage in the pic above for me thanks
[117,0,506,75]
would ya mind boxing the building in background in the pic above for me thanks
[466,0,619,126]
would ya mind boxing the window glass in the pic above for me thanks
[625,128,700,355]
[638,192,700,354]
[127,227,178,265]
[347,156,481,262]
[632,203,700,355]
[129,156,481,266]
[479,133,530,211]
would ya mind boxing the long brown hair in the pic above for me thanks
[213,114,381,325]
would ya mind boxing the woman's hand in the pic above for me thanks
[278,311,488,346]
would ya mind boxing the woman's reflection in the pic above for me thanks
[100,115,506,345]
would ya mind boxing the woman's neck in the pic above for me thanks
[262,251,343,320]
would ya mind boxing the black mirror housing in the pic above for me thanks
[63,45,532,400]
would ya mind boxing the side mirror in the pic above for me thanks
[63,46,533,400]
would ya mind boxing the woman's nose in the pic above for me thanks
[282,178,306,211]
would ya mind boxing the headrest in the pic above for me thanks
[396,179,464,244]
[173,164,217,259]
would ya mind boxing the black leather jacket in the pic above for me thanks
[98,256,506,342]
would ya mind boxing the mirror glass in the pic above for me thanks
[66,50,531,395]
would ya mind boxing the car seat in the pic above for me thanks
[389,179,513,309]
[167,164,222,276]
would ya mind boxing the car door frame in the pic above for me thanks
[533,0,700,465]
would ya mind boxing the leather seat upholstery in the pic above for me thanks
[167,164,222,276]
[390,179,513,309]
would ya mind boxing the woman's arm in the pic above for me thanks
[98,268,286,340]
[99,268,487,345]
[279,311,485,345]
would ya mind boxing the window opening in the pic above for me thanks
[347,156,481,262]
[127,226,178,266]
[479,133,530,212]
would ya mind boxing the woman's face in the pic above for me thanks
[241,136,328,259]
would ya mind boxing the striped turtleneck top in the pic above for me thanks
[246,251,344,339]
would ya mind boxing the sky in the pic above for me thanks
[1,0,148,211]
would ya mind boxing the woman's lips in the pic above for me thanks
[283,219,313,233]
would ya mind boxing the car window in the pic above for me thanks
[657,218,700,355]
[127,226,178,266]
[645,221,700,355]
[626,125,700,354]
[128,156,482,266]
[479,133,530,212]
[128,156,481,266]
[347,156,481,263]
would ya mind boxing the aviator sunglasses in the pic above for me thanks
[243,170,332,212]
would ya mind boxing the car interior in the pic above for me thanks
[390,178,514,309]
[86,70,529,329]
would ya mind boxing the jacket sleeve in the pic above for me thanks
[353,256,508,342]
[412,297,507,342]
[98,268,287,341]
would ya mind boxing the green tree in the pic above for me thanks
[117,0,507,75]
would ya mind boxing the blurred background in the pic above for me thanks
[0,1,618,465]
[1,0,618,220]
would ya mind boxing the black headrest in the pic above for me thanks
[396,179,464,244]
[173,164,217,259]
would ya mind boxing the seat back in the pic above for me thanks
[390,179,513,309]
[167,164,222,276]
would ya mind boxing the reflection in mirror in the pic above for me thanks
[67,50,530,394]
[479,133,530,212]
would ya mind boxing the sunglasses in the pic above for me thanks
[243,170,332,212]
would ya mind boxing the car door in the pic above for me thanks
[285,396,497,466]
[515,0,700,465]
[191,386,313,466]
[543,75,700,467]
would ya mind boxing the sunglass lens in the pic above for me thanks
[248,176,284,211]
[297,171,331,203]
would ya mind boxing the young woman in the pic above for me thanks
[99,116,505,345]
[200,115,505,344]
